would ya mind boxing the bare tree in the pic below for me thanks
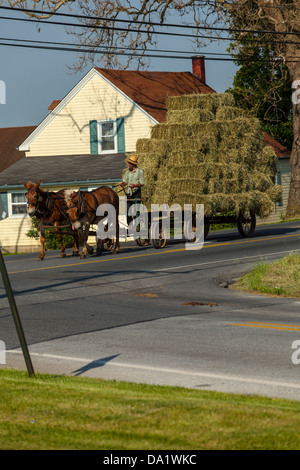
[2,0,300,216]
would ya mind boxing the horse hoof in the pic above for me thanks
[87,247,94,255]
[72,251,79,257]
[60,253,66,258]
[113,248,120,254]
[80,254,87,259]
[37,255,45,261]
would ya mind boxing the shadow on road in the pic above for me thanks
[72,354,120,376]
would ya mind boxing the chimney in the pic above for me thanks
[48,100,61,112]
[192,55,206,84]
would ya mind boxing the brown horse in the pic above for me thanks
[64,186,120,258]
[22,180,80,261]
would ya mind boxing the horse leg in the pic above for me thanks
[80,225,89,259]
[72,231,79,257]
[37,228,46,260]
[55,224,66,258]
[86,242,94,255]
[86,224,94,255]
[80,242,88,258]
[96,238,103,256]
[82,223,93,256]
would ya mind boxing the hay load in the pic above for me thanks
[133,93,282,218]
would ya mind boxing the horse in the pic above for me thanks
[21,180,80,261]
[64,186,120,258]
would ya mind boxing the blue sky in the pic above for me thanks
[0,8,238,128]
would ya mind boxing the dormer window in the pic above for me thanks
[89,117,125,155]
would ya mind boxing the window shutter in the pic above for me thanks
[89,120,98,155]
[0,192,8,219]
[276,171,283,206]
[116,117,125,153]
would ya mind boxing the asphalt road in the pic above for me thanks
[1,220,300,400]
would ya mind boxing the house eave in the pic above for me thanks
[0,178,121,192]
[18,68,99,151]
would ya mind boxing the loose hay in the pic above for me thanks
[126,93,282,217]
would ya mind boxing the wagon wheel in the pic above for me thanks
[237,210,256,237]
[184,216,210,242]
[136,237,150,246]
[184,215,199,243]
[103,237,115,251]
[150,221,167,249]
[135,216,150,246]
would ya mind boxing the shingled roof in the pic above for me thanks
[0,153,126,187]
[0,126,36,173]
[262,131,290,158]
[95,68,215,123]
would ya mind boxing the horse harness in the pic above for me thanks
[68,191,100,224]
[32,190,71,225]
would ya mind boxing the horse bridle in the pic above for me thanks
[26,189,51,217]
[28,189,70,223]
[67,191,101,224]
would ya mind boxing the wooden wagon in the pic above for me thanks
[118,199,257,250]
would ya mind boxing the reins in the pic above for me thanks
[33,190,72,227]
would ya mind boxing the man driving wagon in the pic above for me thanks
[120,154,145,225]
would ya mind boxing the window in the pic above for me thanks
[99,121,116,153]
[89,117,125,155]
[9,192,27,217]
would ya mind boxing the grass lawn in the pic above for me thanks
[0,368,300,450]
[232,252,300,298]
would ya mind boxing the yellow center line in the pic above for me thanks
[6,232,300,275]
[246,321,300,327]
[229,321,300,332]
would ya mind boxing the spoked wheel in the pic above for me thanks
[150,221,167,249]
[237,210,256,237]
[136,237,150,246]
[103,237,115,251]
[184,215,209,243]
[184,216,199,243]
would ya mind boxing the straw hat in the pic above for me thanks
[127,155,138,166]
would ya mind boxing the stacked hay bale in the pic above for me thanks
[130,93,282,218]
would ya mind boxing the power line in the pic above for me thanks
[0,5,300,38]
[0,35,233,57]
[0,14,222,41]
[0,36,298,62]
[0,13,300,48]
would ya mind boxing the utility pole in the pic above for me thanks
[0,249,35,377]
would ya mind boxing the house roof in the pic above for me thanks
[40,67,291,159]
[0,153,126,188]
[0,126,36,173]
[262,131,290,158]
[48,100,61,111]
[95,68,215,123]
